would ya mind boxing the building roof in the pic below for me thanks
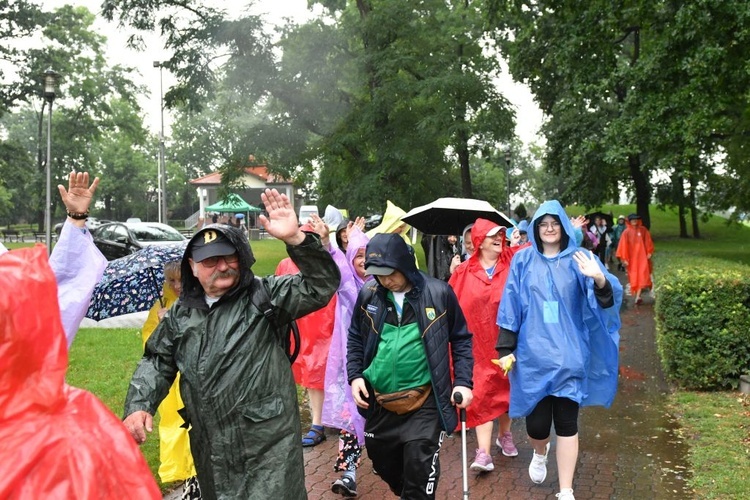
[190,166,291,186]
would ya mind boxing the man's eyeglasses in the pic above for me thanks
[538,221,561,230]
[199,253,239,267]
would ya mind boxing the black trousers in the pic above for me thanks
[364,397,444,499]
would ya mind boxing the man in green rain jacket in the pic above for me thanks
[123,189,340,500]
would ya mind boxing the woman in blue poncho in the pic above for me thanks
[495,200,622,500]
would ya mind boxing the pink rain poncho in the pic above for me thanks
[322,227,370,443]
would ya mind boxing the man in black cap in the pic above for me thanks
[123,188,340,500]
[347,233,474,499]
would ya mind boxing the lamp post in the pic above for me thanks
[504,149,512,216]
[43,68,60,255]
[153,61,167,224]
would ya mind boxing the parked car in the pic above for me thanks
[364,214,383,231]
[91,222,186,260]
[54,216,110,236]
[298,205,319,225]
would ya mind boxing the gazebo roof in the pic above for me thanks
[190,166,290,186]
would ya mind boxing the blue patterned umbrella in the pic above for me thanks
[86,242,188,321]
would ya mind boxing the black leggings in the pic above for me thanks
[525,396,579,439]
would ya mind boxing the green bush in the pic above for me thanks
[654,253,750,389]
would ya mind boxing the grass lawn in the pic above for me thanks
[53,209,750,495]
[669,393,750,499]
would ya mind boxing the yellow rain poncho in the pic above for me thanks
[366,200,421,267]
[141,285,196,483]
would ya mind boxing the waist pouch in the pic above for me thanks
[375,383,432,415]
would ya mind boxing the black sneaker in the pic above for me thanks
[331,476,357,497]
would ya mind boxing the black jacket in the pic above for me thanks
[125,225,340,500]
[347,233,473,432]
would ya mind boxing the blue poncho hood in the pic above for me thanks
[498,200,622,417]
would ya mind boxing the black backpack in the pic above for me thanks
[250,278,301,364]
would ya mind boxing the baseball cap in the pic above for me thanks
[365,265,395,276]
[618,215,626,220]
[628,213,641,220]
[190,229,237,263]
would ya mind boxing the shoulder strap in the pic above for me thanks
[250,278,300,364]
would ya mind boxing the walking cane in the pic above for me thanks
[454,391,469,499]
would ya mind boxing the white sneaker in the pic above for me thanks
[528,442,550,484]
[556,488,575,500]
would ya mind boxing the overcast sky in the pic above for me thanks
[44,0,543,146]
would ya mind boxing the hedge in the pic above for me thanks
[653,253,750,390]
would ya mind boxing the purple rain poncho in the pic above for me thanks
[322,227,370,443]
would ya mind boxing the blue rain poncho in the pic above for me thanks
[497,200,622,418]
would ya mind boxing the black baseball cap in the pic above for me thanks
[190,229,237,262]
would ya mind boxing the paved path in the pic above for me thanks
[303,272,694,499]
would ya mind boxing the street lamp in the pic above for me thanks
[504,149,512,216]
[43,68,60,255]
[153,61,167,224]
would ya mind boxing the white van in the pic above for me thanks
[298,205,319,225]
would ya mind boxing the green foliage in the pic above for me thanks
[104,0,516,216]
[489,0,750,226]
[0,4,148,226]
[654,255,750,389]
[0,0,48,115]
[0,140,35,224]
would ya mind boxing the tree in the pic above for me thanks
[0,0,48,116]
[1,5,148,226]
[489,0,750,233]
[104,0,517,216]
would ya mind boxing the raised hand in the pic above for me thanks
[346,216,366,237]
[57,171,99,215]
[569,215,588,230]
[573,250,607,288]
[259,188,305,245]
[308,213,330,245]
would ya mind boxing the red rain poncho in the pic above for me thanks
[276,257,337,389]
[448,219,526,428]
[0,246,160,499]
[616,219,654,294]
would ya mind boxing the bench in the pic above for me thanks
[180,229,194,237]
[34,231,57,243]
[2,229,21,243]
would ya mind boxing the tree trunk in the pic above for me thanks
[678,202,688,238]
[628,154,651,228]
[457,125,472,198]
[672,171,688,238]
[688,174,701,238]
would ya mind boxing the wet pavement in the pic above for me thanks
[303,271,694,499]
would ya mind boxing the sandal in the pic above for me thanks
[302,425,326,447]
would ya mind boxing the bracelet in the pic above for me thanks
[66,210,89,220]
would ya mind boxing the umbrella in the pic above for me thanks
[86,242,188,321]
[402,197,514,236]
[584,211,614,232]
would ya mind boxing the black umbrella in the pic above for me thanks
[402,197,514,236]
